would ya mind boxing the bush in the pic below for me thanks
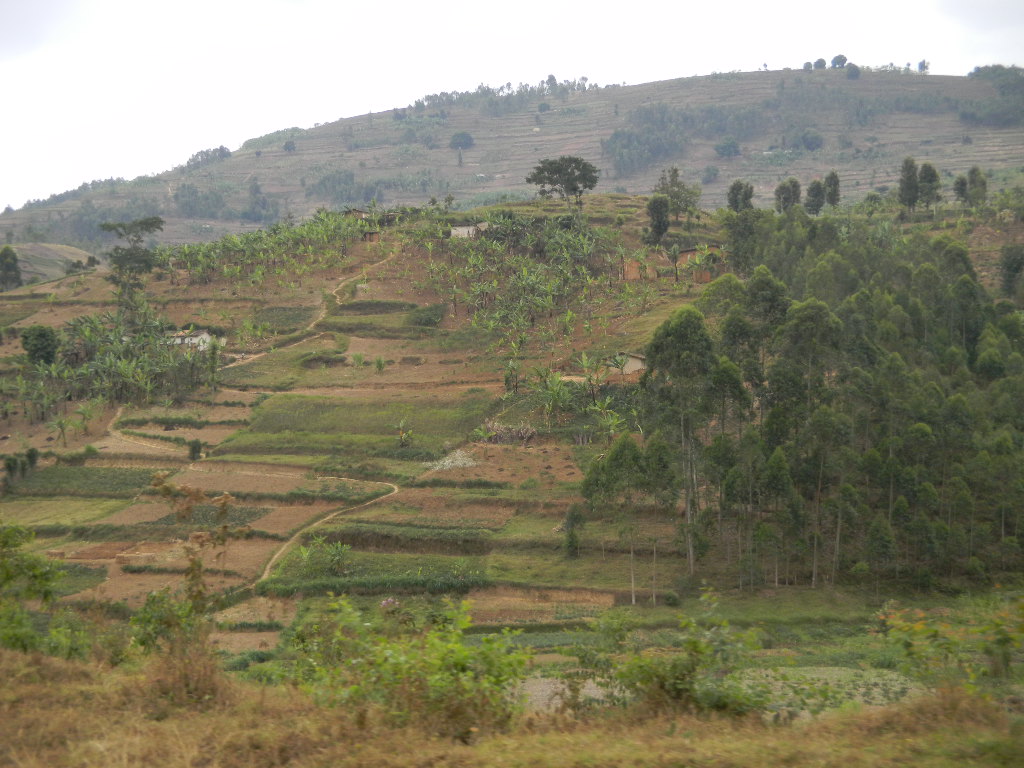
[295,599,527,739]
[565,589,767,715]
[406,303,446,327]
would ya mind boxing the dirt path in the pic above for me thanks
[222,250,400,370]
[257,479,399,581]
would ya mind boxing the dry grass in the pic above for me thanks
[0,649,1017,768]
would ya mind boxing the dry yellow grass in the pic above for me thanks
[1,649,1017,768]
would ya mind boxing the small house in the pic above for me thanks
[167,329,219,351]
[449,222,490,239]
[616,352,647,375]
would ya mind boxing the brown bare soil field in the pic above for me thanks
[249,501,339,534]
[209,630,281,653]
[350,488,517,529]
[166,464,311,494]
[0,404,120,453]
[196,538,280,579]
[84,571,247,607]
[102,499,172,525]
[126,425,240,447]
[466,585,614,624]
[64,541,136,560]
[420,440,582,489]
[214,595,298,626]
[90,432,187,458]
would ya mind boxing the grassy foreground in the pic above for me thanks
[0,649,1017,768]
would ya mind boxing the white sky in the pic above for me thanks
[1,0,1021,211]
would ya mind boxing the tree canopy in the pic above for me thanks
[526,156,599,207]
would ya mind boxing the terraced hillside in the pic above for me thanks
[3,67,1023,249]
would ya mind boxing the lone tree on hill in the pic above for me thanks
[101,216,164,292]
[526,156,599,208]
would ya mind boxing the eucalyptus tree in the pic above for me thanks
[644,305,715,573]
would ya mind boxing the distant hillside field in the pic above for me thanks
[3,66,1023,248]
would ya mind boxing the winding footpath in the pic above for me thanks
[105,251,407,591]
[221,248,400,370]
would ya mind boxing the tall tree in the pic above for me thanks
[644,306,715,573]
[0,245,22,291]
[917,162,942,209]
[727,180,754,212]
[526,156,599,208]
[898,157,919,210]
[101,216,164,293]
[20,325,58,365]
[823,170,841,207]
[805,180,826,216]
[774,177,801,213]
[653,166,701,227]
[966,166,988,206]
[645,194,671,245]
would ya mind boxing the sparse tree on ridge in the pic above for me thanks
[526,156,599,208]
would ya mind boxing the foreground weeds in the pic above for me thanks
[0,648,1018,768]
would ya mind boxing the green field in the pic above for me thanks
[0,497,128,526]
[7,467,166,498]
[216,390,494,461]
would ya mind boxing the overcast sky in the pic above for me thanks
[2,0,1021,211]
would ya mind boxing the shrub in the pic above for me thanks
[406,303,446,327]
[565,588,767,715]
[295,599,528,739]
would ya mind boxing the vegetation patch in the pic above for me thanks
[315,522,493,555]
[253,305,317,332]
[0,497,128,526]
[260,550,490,596]
[7,467,164,498]
[331,299,417,315]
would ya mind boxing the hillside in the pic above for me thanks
[2,66,1023,249]
[1,182,1023,763]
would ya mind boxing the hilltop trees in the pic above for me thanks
[526,156,599,208]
